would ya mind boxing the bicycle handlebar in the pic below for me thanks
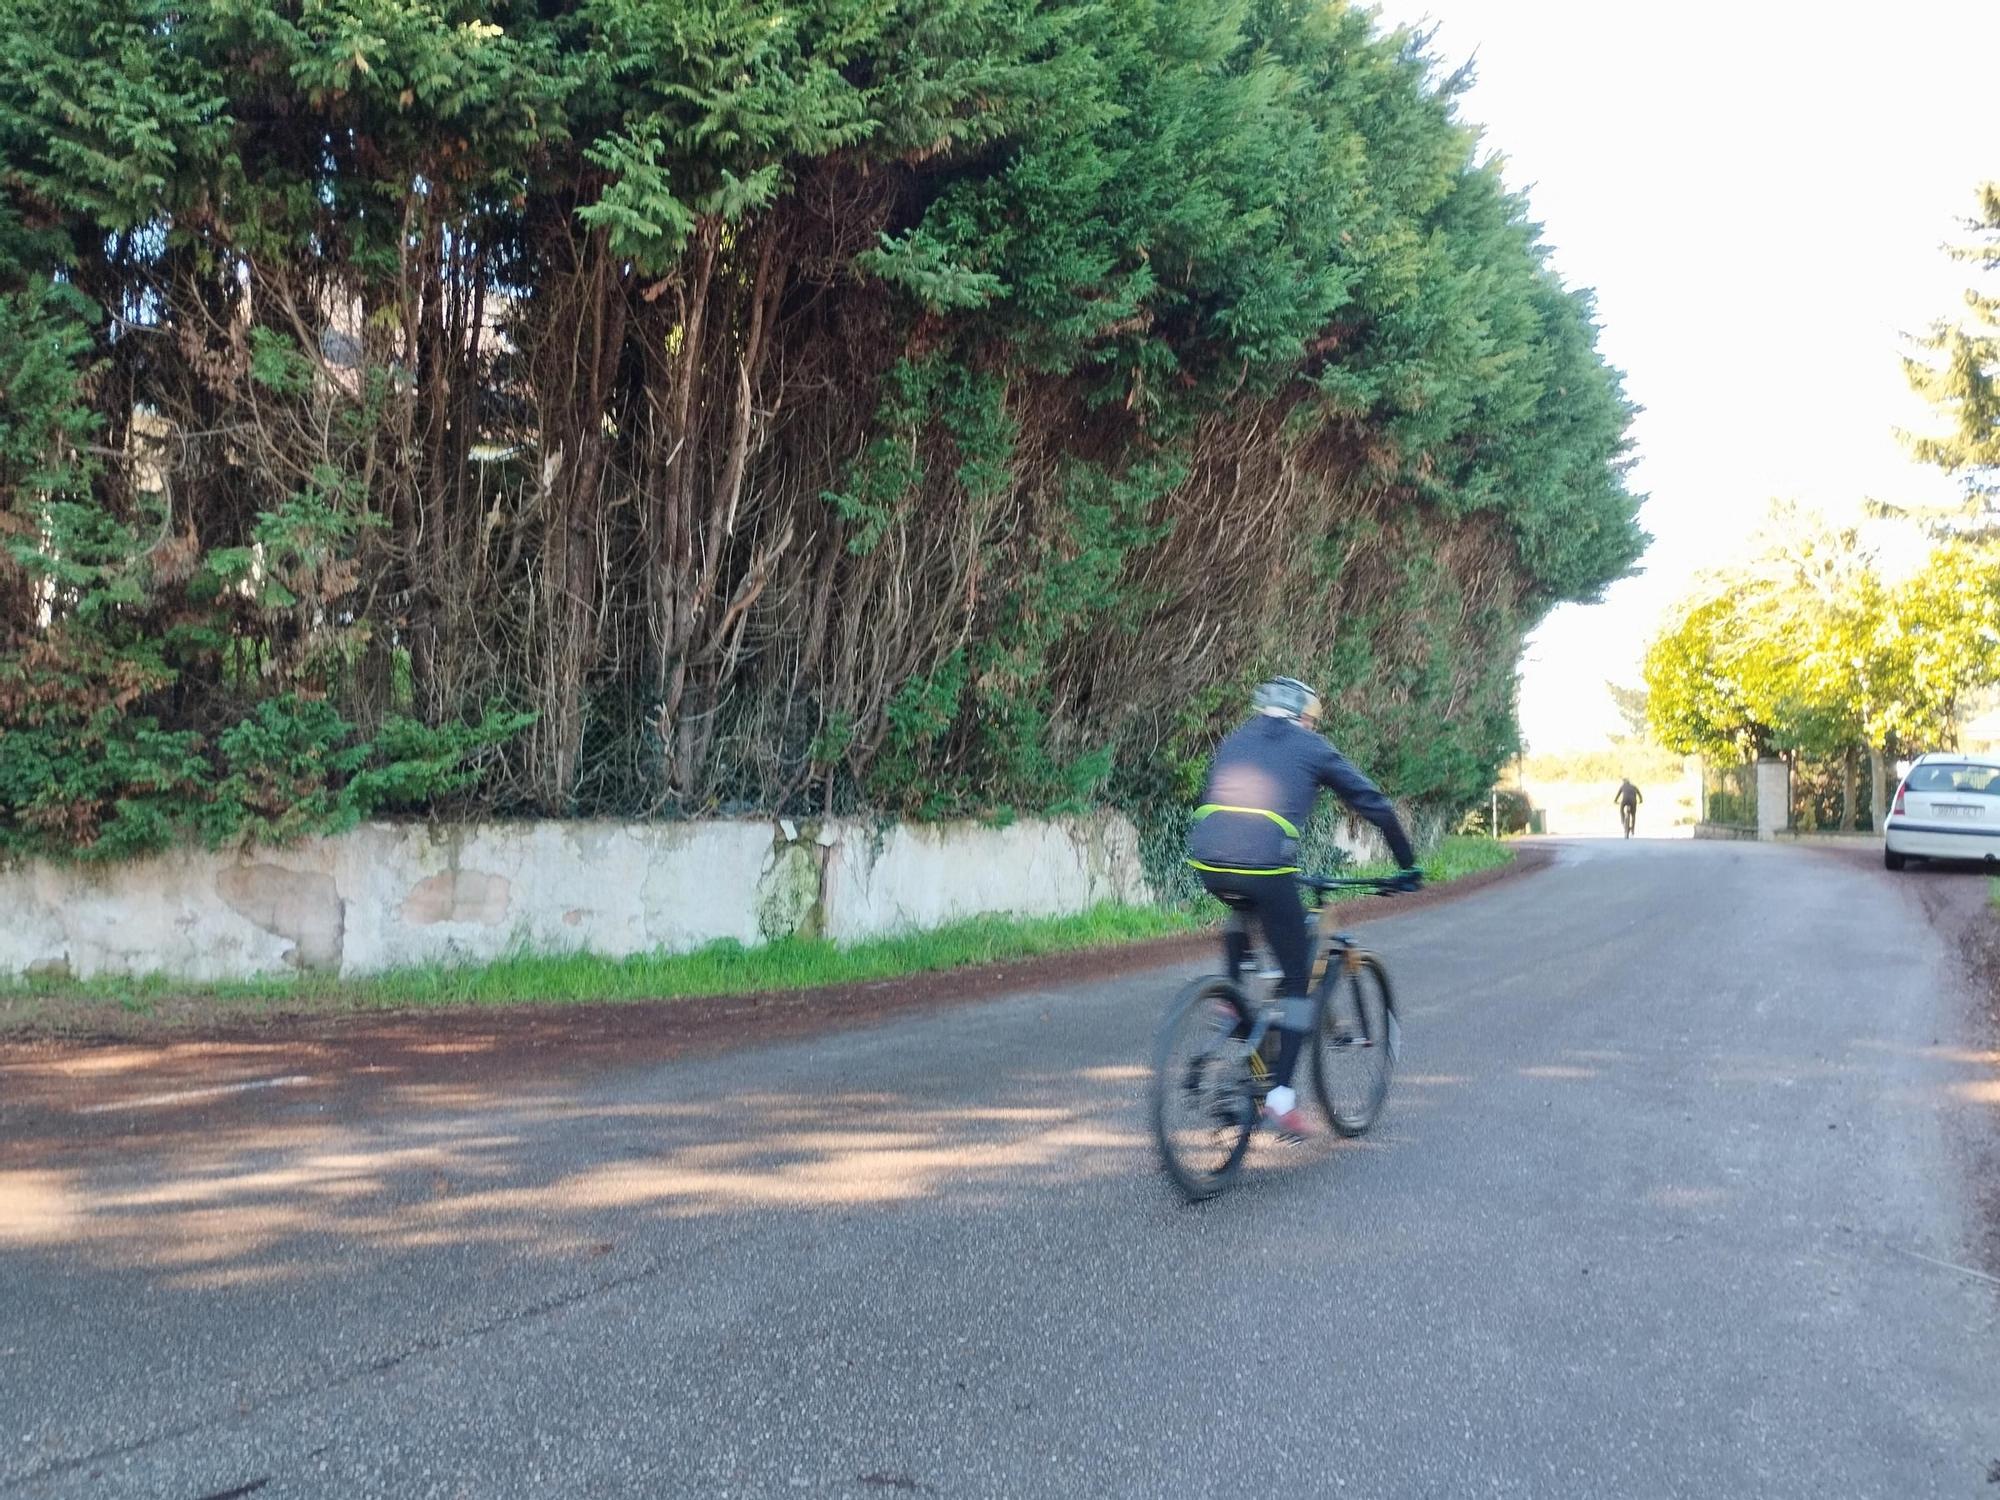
[1295,872,1416,896]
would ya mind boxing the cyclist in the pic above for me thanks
[1613,777,1642,837]
[1186,676,1421,1137]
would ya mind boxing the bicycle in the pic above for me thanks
[1619,802,1636,838]
[1150,873,1407,1202]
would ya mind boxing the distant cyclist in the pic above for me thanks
[1185,677,1420,1138]
[1613,777,1642,838]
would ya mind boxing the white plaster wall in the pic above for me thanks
[330,820,779,971]
[1327,816,1394,868]
[822,816,1150,940]
[0,813,1153,982]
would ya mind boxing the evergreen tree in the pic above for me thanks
[1899,183,2000,534]
[0,0,1644,861]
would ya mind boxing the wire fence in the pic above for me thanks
[1702,761,1758,829]
[1790,753,1874,833]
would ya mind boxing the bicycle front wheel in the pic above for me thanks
[1312,951,1395,1137]
[1150,976,1257,1201]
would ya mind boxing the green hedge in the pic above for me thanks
[0,0,1641,861]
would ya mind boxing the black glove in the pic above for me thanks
[1389,867,1424,893]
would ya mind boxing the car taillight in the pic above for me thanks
[1892,783,1907,816]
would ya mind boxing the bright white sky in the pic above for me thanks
[1367,0,2000,749]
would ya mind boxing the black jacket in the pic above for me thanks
[1186,715,1416,874]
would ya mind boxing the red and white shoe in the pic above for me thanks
[1263,1103,1313,1139]
[1261,1086,1314,1140]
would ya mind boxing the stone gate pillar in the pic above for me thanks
[1756,758,1791,841]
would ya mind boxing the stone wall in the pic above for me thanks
[0,815,1152,983]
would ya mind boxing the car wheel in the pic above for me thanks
[1884,847,1906,871]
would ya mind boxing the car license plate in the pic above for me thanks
[1937,804,1982,820]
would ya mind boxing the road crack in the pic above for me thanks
[858,1475,936,1495]
[192,1480,269,1500]
[3,1256,672,1493]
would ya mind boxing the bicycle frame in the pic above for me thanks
[1216,874,1401,1070]
[1150,871,1404,1196]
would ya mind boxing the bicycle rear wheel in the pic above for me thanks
[1312,952,1394,1137]
[1150,976,1257,1201]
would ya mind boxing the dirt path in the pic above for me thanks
[1810,843,2000,1275]
[0,846,1551,1133]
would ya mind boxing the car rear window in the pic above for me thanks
[1906,763,2000,794]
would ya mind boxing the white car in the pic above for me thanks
[1883,751,2000,869]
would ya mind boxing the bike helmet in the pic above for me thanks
[1251,675,1322,727]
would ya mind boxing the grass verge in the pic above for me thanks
[1393,833,1515,888]
[1,835,1511,1031]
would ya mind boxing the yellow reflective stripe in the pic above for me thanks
[1185,859,1302,877]
[1192,804,1301,838]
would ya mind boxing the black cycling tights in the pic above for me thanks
[1200,871,1312,1091]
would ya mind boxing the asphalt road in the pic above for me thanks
[3,839,1997,1499]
